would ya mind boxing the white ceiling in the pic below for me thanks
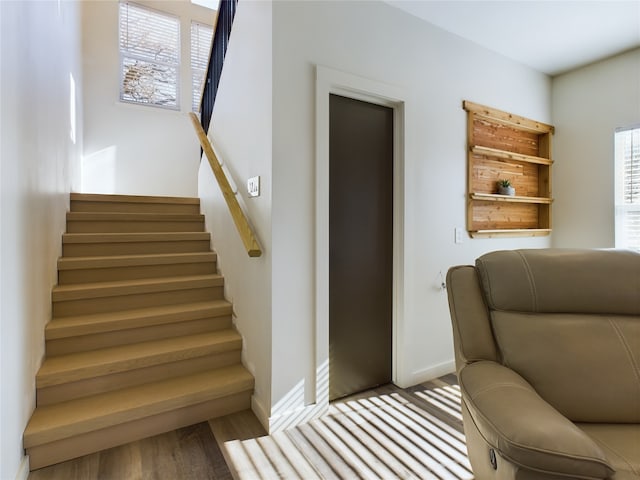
[386,0,640,76]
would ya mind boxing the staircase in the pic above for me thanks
[24,193,254,470]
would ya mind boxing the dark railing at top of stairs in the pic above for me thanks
[200,0,238,135]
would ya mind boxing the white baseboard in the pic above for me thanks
[397,359,456,388]
[253,361,455,434]
[15,455,29,480]
[250,394,270,432]
[252,393,329,434]
[267,401,328,433]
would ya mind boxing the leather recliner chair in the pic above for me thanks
[446,249,639,479]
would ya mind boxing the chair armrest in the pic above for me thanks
[459,361,614,479]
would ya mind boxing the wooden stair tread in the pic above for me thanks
[37,330,242,387]
[58,252,217,270]
[52,274,223,301]
[62,232,210,244]
[46,300,232,339]
[67,212,205,222]
[70,193,200,205]
[25,364,254,447]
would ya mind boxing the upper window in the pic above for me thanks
[615,126,640,251]
[119,2,180,109]
[191,0,218,10]
[191,22,214,113]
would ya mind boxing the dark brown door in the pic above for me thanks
[329,94,393,401]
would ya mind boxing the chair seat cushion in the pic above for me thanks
[578,424,640,479]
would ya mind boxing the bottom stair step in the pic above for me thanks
[25,364,254,469]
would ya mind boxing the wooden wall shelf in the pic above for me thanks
[469,193,552,204]
[470,145,553,166]
[470,229,552,239]
[464,101,555,238]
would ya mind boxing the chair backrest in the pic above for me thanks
[448,249,640,423]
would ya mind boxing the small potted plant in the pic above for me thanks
[497,179,515,196]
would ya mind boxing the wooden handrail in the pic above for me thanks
[189,112,262,257]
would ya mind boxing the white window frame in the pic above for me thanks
[614,125,640,251]
[191,21,214,113]
[119,1,181,110]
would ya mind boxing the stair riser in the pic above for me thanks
[59,262,217,284]
[26,391,252,470]
[53,286,224,317]
[63,240,211,257]
[47,315,233,356]
[71,201,201,215]
[46,302,233,339]
[38,333,242,388]
[67,220,205,234]
[38,350,241,405]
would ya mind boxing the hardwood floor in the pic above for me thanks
[28,423,232,480]
[213,374,473,480]
[29,375,472,479]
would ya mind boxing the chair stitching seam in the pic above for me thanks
[608,318,640,385]
[588,430,638,474]
[479,259,496,308]
[470,381,531,400]
[516,251,538,312]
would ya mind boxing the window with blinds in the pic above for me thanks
[119,2,180,109]
[615,126,640,251]
[191,22,213,113]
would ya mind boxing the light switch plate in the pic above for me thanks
[455,227,464,244]
[247,176,260,197]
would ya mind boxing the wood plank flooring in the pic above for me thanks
[212,374,473,480]
[28,422,232,480]
[29,374,473,480]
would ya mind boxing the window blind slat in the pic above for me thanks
[623,130,639,204]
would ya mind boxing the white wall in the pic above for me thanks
[270,0,552,424]
[0,1,83,478]
[199,1,274,426]
[81,0,214,197]
[200,0,553,431]
[552,48,640,248]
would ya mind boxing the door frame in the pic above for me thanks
[314,65,406,409]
